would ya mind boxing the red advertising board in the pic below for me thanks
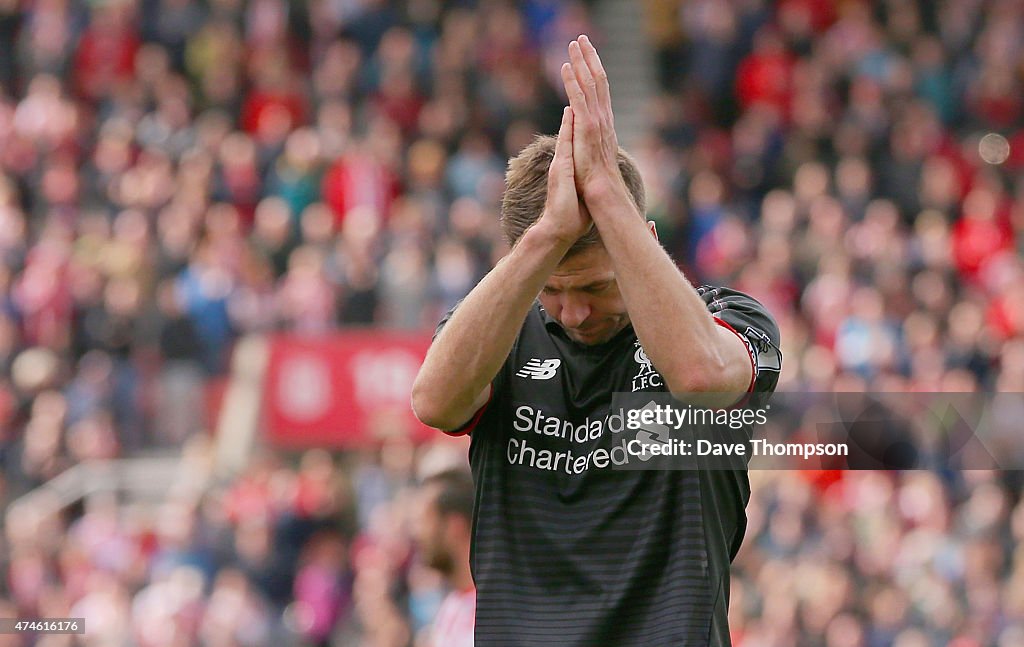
[263,331,437,447]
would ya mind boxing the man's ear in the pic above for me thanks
[648,221,658,240]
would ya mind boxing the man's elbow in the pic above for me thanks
[667,372,719,396]
[666,369,746,408]
[664,353,738,395]
[411,378,443,429]
[411,378,460,431]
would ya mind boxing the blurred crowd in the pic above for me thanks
[0,0,1022,645]
[3,436,475,647]
[642,0,1023,395]
[732,468,1024,647]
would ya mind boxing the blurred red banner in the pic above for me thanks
[263,332,435,447]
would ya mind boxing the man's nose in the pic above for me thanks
[559,294,591,329]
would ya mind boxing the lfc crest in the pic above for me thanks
[631,342,663,391]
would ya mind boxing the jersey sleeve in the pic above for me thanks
[432,303,456,340]
[696,286,783,395]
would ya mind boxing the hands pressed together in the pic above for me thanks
[541,35,628,246]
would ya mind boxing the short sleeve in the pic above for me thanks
[696,286,783,395]
[433,301,462,340]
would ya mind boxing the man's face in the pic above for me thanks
[539,245,631,346]
[412,486,454,574]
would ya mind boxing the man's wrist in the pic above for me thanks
[525,217,582,251]
[582,174,633,216]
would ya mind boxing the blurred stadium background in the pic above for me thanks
[1,0,1023,645]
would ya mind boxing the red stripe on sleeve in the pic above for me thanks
[714,316,757,394]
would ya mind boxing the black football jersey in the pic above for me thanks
[435,285,782,646]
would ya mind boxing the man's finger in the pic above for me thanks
[560,62,588,119]
[555,106,573,163]
[578,35,613,127]
[549,106,574,187]
[568,40,598,112]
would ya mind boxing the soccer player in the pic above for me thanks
[412,35,781,646]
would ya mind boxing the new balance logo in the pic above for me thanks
[516,358,561,380]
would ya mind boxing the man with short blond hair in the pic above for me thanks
[413,36,781,646]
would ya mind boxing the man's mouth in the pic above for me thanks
[570,326,603,341]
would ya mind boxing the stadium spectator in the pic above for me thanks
[412,469,475,647]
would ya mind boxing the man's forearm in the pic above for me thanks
[585,182,750,396]
[412,224,573,430]
[559,34,750,399]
